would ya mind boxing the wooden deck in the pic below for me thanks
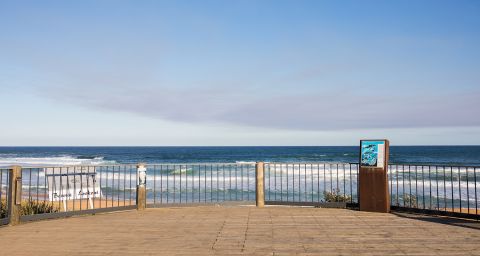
[1,206,480,255]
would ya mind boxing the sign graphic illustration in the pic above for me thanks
[360,141,385,168]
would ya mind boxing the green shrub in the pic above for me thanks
[402,193,418,208]
[1,199,59,218]
[1,199,7,218]
[324,189,351,203]
[21,199,59,215]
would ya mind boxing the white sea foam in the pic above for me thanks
[0,156,116,167]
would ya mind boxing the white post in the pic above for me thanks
[136,164,147,210]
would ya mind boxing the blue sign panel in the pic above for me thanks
[361,141,385,167]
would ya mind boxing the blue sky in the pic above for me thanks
[1,0,479,146]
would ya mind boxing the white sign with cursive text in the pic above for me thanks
[45,166,102,202]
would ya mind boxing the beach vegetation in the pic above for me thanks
[0,199,7,218]
[324,189,351,202]
[401,194,418,208]
[20,199,59,215]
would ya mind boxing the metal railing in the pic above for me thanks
[19,165,137,222]
[146,163,256,206]
[264,163,359,207]
[2,162,480,225]
[388,164,479,219]
[0,168,10,225]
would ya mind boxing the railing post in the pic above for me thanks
[8,166,22,225]
[256,162,265,207]
[136,164,147,210]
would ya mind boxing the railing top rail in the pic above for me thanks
[2,162,479,170]
[12,164,139,169]
[145,162,257,166]
[265,162,358,165]
[4,162,257,169]
[388,163,480,168]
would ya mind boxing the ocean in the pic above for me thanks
[1,146,479,207]
[0,146,479,167]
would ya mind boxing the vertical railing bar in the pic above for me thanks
[396,165,399,206]
[402,165,405,207]
[466,167,470,214]
[422,166,425,210]
[336,164,339,196]
[129,165,133,206]
[112,166,116,208]
[199,165,202,203]
[97,166,101,209]
[443,166,447,212]
[241,164,244,201]
[110,166,115,207]
[388,165,391,206]
[107,166,110,209]
[298,164,308,202]
[415,165,418,208]
[216,164,219,202]
[328,164,333,193]
[228,165,232,201]
[356,164,359,203]
[210,164,214,202]
[110,166,113,208]
[112,166,117,208]
[111,166,115,208]
[436,166,440,211]
[292,163,295,202]
[103,166,106,209]
[222,164,225,202]
[285,163,290,202]
[28,168,32,203]
[117,166,120,207]
[0,170,3,214]
[267,163,270,202]
[184,164,187,203]
[109,166,115,207]
[179,164,182,203]
[349,164,352,204]
[274,163,277,201]
[450,166,454,213]
[458,167,462,212]
[474,167,477,216]
[153,165,156,205]
[298,164,301,202]
[310,164,313,202]
[408,165,411,208]
[36,168,40,206]
[342,164,346,202]
[124,165,128,207]
[328,164,331,193]
[189,165,193,203]
[323,163,327,200]
[94,166,98,210]
[189,164,193,203]
[166,164,170,204]
[173,164,176,203]
[317,164,320,203]
[80,166,85,211]
[304,163,307,202]
[203,164,207,202]
[59,167,64,211]
[86,166,92,211]
[428,166,432,209]
[160,165,163,204]
[135,165,138,206]
[280,163,283,202]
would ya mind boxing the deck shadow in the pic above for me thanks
[392,211,480,230]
